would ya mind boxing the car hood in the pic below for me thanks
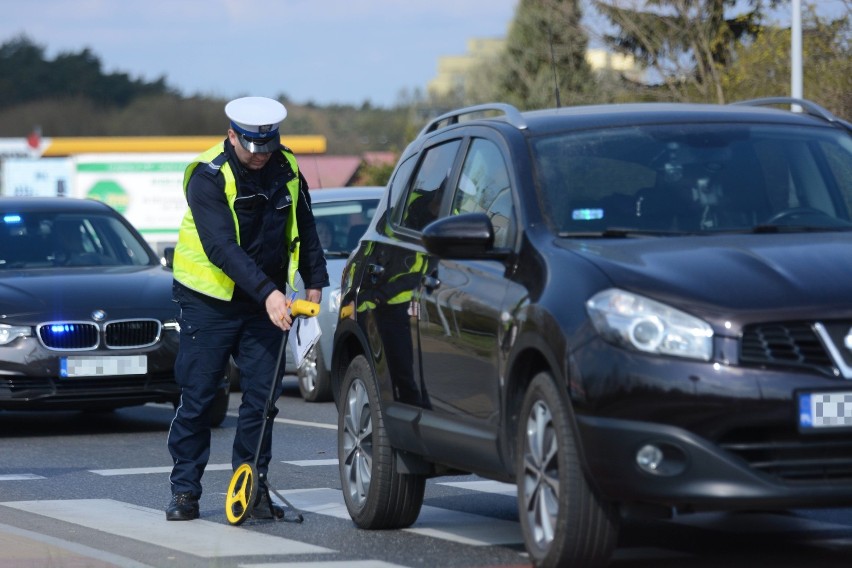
[563,232,852,328]
[0,266,176,323]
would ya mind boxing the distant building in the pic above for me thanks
[427,37,644,99]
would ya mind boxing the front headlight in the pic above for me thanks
[586,288,713,361]
[0,324,33,346]
[328,287,342,314]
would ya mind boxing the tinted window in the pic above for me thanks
[399,140,461,231]
[452,138,516,248]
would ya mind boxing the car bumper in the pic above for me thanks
[0,338,180,410]
[571,339,852,509]
[577,414,852,509]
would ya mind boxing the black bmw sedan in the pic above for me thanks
[0,197,228,425]
[331,99,852,567]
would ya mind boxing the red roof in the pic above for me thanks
[296,155,362,189]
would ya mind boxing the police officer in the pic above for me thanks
[166,96,328,521]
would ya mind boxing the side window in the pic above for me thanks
[388,155,417,219]
[452,138,515,248]
[399,140,461,231]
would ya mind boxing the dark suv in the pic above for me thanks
[330,98,852,567]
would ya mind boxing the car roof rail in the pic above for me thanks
[731,97,851,131]
[418,103,527,137]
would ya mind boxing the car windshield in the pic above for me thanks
[532,123,852,235]
[0,210,155,269]
[312,198,380,255]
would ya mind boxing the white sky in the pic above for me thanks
[1,1,845,108]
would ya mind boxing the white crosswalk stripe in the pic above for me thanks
[5,463,852,564]
[278,487,524,547]
[1,499,332,558]
[0,473,44,481]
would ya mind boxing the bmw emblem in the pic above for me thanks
[91,309,106,322]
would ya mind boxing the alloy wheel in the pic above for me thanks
[341,378,372,509]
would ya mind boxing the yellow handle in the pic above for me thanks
[290,299,320,317]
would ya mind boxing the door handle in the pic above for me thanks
[421,274,441,291]
[367,263,384,284]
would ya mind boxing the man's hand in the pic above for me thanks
[265,290,292,330]
[304,288,322,305]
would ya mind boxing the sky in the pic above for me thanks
[0,0,519,108]
[1,1,846,109]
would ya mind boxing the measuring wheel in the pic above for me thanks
[224,299,319,526]
[225,462,258,525]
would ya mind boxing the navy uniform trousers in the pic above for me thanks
[167,283,287,497]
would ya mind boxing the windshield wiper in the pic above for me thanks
[751,224,845,233]
[558,227,681,238]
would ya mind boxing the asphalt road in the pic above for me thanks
[1,378,851,568]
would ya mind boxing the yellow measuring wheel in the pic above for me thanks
[224,298,319,525]
[225,462,258,525]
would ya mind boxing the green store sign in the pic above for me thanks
[86,180,130,214]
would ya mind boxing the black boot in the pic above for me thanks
[166,492,199,521]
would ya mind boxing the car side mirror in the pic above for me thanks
[163,246,175,269]
[421,213,501,259]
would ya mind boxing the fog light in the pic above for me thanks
[636,444,664,472]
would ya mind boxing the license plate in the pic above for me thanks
[60,355,148,377]
[798,391,852,430]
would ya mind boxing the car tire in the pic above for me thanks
[517,372,619,568]
[338,354,425,529]
[297,344,332,402]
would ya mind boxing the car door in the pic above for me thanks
[409,136,520,470]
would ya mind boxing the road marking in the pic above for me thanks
[273,417,336,430]
[0,473,44,481]
[0,499,333,558]
[90,464,232,476]
[0,521,153,568]
[438,479,516,496]
[282,459,338,466]
[279,487,524,546]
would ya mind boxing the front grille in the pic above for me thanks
[720,428,852,482]
[105,319,161,348]
[36,319,162,351]
[740,322,834,374]
[37,322,99,350]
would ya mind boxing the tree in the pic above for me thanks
[0,35,173,110]
[473,0,595,110]
[722,9,851,117]
[593,0,774,103]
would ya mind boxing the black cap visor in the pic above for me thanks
[237,132,279,154]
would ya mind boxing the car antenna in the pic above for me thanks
[547,19,561,108]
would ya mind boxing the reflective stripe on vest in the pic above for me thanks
[173,142,301,300]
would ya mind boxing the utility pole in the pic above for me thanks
[791,0,803,110]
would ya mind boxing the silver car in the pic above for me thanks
[288,186,384,401]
